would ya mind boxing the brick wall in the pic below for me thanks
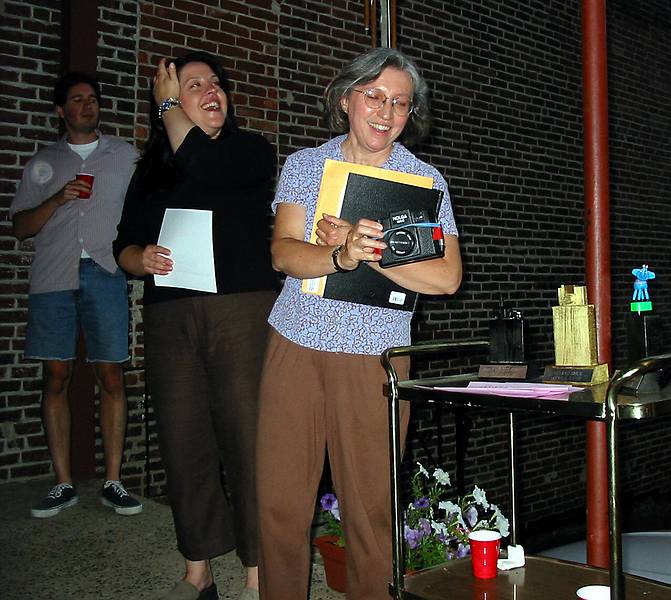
[604,0,671,528]
[398,0,588,528]
[2,0,670,541]
[1,0,66,481]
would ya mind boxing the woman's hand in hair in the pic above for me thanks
[153,58,180,104]
[153,58,196,153]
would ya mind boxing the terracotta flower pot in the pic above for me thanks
[314,535,347,593]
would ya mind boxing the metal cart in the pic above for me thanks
[381,342,671,600]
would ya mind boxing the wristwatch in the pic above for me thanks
[158,97,181,119]
[331,244,358,273]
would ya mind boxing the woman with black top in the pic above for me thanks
[113,51,277,600]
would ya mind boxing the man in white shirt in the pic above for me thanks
[10,72,142,518]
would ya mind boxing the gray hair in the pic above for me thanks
[324,48,431,146]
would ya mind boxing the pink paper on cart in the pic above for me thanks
[423,381,583,400]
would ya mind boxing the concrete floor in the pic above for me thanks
[540,532,671,584]
[0,478,345,600]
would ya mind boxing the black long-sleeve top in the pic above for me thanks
[113,127,279,305]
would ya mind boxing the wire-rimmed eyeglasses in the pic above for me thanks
[351,88,414,117]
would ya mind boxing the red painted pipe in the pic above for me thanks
[582,0,612,569]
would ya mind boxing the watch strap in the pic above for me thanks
[158,97,181,119]
[331,244,358,273]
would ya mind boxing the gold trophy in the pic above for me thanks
[543,285,609,385]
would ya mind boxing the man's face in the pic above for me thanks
[56,82,100,137]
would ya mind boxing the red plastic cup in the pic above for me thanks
[469,530,501,579]
[76,173,94,198]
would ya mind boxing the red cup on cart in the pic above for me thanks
[469,530,501,579]
[76,173,94,198]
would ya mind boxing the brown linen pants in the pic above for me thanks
[144,291,275,563]
[256,329,410,600]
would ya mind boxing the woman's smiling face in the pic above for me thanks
[341,66,413,164]
[178,61,228,138]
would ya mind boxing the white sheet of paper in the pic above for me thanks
[155,208,217,293]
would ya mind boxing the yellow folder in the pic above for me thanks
[302,159,434,296]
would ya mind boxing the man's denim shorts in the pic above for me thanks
[25,259,129,363]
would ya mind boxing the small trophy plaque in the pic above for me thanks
[543,285,609,385]
[478,297,528,379]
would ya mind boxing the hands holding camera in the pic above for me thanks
[318,208,445,270]
[316,213,386,269]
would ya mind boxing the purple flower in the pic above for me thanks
[404,526,426,549]
[320,493,337,511]
[464,506,478,528]
[320,493,340,520]
[456,543,471,558]
[418,518,432,535]
[413,497,430,509]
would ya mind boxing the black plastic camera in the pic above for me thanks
[379,208,445,268]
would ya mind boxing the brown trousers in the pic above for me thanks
[144,291,275,563]
[256,329,410,600]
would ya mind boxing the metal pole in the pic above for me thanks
[380,0,391,48]
[371,0,378,48]
[508,413,518,546]
[582,0,612,569]
[599,354,671,600]
[606,382,623,600]
[381,348,405,600]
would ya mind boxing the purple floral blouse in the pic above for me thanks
[268,135,458,355]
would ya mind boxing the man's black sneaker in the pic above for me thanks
[101,480,143,515]
[31,483,79,518]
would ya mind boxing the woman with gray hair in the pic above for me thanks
[256,48,462,600]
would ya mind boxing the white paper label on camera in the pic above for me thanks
[389,291,406,305]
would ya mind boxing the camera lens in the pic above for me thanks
[387,229,416,256]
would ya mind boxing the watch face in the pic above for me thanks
[159,99,180,118]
